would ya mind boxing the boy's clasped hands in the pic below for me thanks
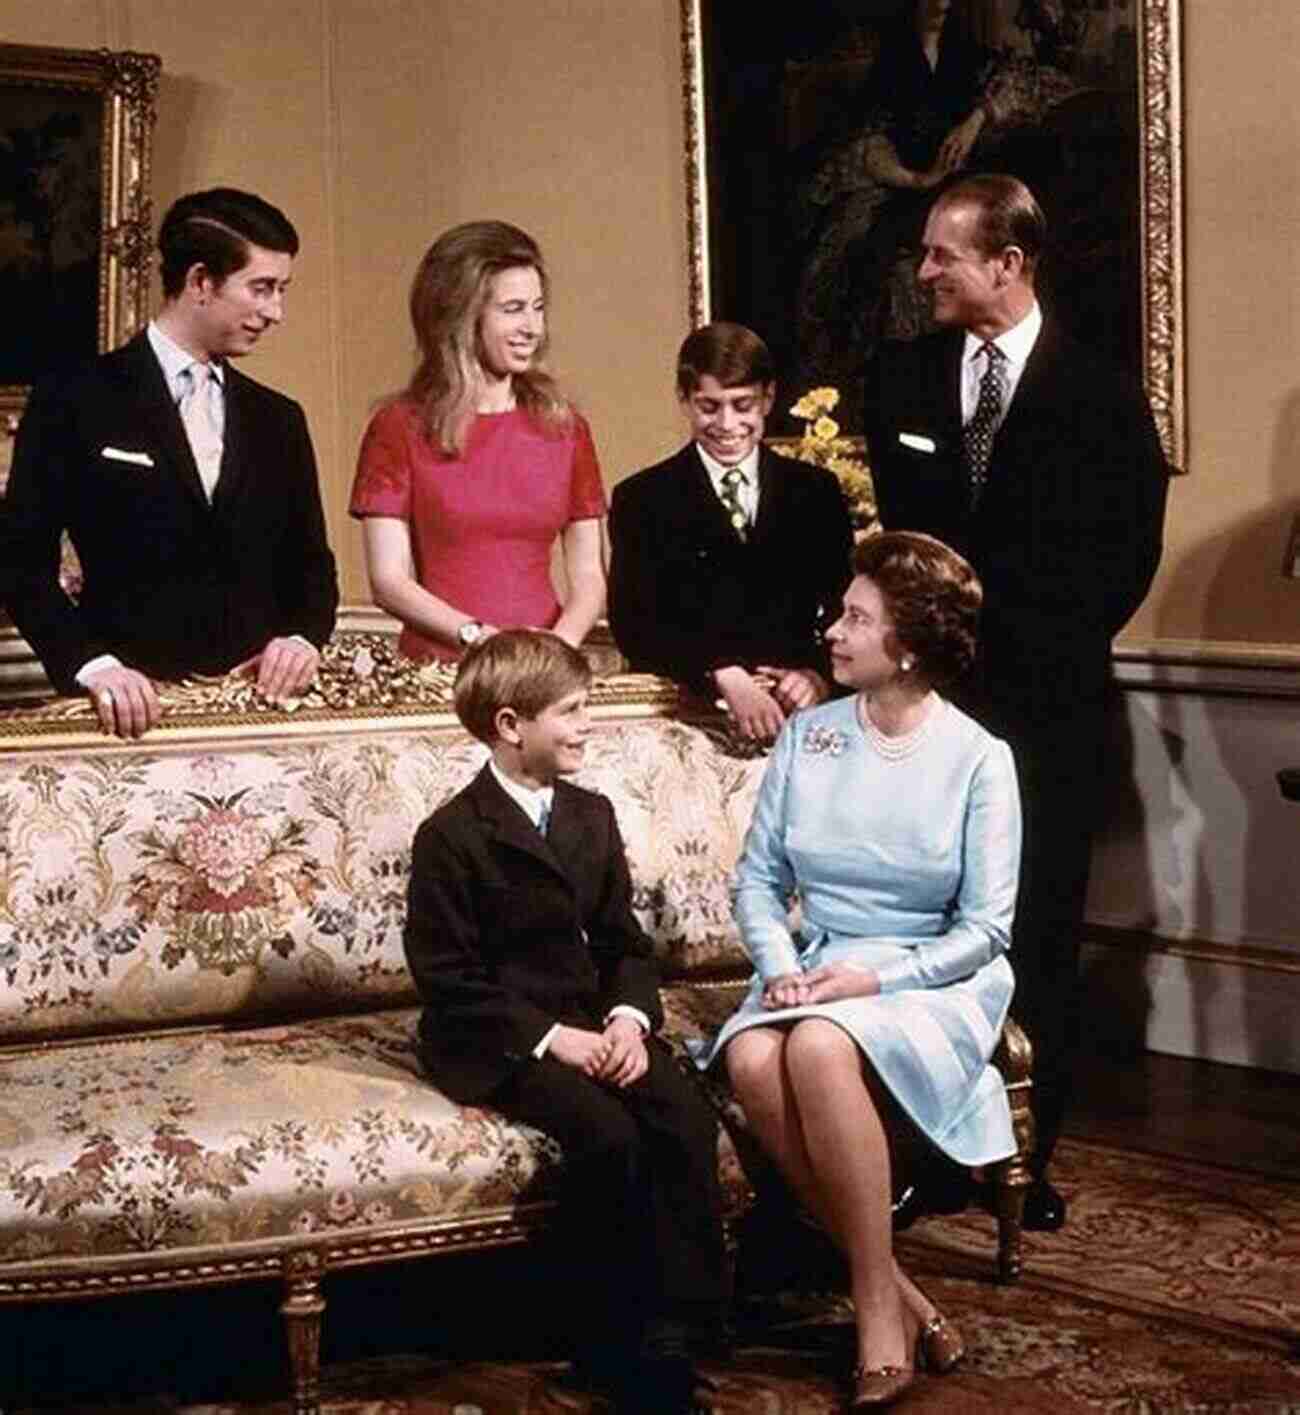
[549,1014,649,1087]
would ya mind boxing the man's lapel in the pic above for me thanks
[210,364,245,511]
[993,315,1064,451]
[937,329,966,442]
[751,445,787,544]
[113,334,210,511]
[679,443,744,542]
[469,765,573,886]
[544,782,599,898]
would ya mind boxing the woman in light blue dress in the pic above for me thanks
[699,531,1020,1410]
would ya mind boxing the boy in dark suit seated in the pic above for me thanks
[404,630,728,1414]
[608,322,853,742]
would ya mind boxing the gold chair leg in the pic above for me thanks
[991,1159,1029,1283]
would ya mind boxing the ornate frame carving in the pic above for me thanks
[0,42,161,433]
[681,0,1186,470]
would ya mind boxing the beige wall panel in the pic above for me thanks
[326,0,449,597]
[1130,0,1300,647]
[421,2,691,484]
[3,0,1297,644]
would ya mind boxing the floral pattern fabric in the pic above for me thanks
[0,720,764,1044]
[0,1007,751,1262]
[0,715,766,1265]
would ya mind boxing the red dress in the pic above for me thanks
[349,399,607,661]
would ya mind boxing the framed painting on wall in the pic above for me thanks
[0,42,160,438]
[681,0,1184,469]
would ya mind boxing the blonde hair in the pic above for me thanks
[405,220,571,454]
[453,630,592,745]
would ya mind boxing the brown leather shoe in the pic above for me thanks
[919,1310,965,1373]
[850,1362,915,1409]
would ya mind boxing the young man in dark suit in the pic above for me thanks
[404,630,728,1415]
[608,322,853,742]
[0,187,338,738]
[863,174,1170,1231]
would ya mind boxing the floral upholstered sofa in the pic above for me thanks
[0,643,1032,1414]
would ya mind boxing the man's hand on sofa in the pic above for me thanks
[714,665,785,742]
[82,664,162,739]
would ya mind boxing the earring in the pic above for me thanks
[900,657,914,673]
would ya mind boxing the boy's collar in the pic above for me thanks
[488,757,554,828]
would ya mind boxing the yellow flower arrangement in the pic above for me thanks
[787,386,877,532]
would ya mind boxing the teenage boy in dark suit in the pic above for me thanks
[403,629,728,1415]
[608,322,853,743]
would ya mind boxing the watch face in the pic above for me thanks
[459,621,483,647]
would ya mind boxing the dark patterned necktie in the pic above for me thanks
[963,341,1006,509]
[719,467,750,541]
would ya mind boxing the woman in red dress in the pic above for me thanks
[350,222,606,661]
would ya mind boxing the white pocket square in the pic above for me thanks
[898,432,936,454]
[101,446,155,467]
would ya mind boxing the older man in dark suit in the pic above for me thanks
[863,174,1169,1230]
[608,322,853,742]
[0,187,338,737]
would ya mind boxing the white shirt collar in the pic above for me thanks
[695,442,761,494]
[694,443,761,522]
[148,320,225,397]
[962,300,1042,374]
[489,759,554,830]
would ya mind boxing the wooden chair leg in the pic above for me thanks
[281,1252,327,1415]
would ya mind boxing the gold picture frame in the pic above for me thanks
[0,42,161,433]
[681,0,1185,471]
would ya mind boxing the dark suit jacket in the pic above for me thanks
[0,332,338,693]
[403,765,663,1104]
[863,319,1169,731]
[607,442,854,694]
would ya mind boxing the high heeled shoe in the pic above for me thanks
[850,1360,915,1410]
[918,1309,965,1374]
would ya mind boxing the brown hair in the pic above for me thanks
[405,220,571,455]
[453,629,592,744]
[851,531,982,688]
[933,173,1046,275]
[675,321,776,399]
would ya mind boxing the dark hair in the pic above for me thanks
[157,188,299,297]
[675,322,775,398]
[934,173,1047,275]
[851,531,982,688]
[453,629,592,745]
[406,220,570,455]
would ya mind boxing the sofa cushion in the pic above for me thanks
[0,1003,751,1268]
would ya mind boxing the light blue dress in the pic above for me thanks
[696,694,1022,1166]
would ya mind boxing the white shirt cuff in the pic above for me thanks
[532,1022,561,1059]
[604,1005,651,1035]
[75,654,124,686]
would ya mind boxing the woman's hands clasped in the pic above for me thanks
[762,961,879,1010]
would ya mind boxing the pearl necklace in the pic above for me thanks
[858,692,942,761]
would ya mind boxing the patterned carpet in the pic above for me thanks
[7,1137,1299,1414]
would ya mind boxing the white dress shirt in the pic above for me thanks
[695,442,761,525]
[960,300,1042,427]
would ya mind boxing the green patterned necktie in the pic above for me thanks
[719,467,750,541]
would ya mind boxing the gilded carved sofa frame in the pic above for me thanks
[0,642,1032,1414]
